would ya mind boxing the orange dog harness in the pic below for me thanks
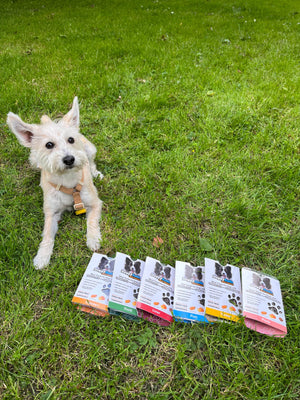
[49,171,86,215]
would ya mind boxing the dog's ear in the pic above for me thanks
[7,112,35,148]
[195,267,203,281]
[263,277,271,289]
[41,115,52,124]
[215,262,222,274]
[62,96,80,128]
[154,262,161,275]
[225,266,232,279]
[252,273,260,286]
[164,267,171,279]
[185,265,193,279]
[124,257,133,271]
[134,261,141,274]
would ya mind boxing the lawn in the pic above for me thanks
[0,0,299,399]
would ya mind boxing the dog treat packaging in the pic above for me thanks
[108,252,145,321]
[241,267,287,337]
[173,261,209,323]
[73,253,287,338]
[136,256,175,326]
[76,305,109,317]
[72,253,115,316]
[204,258,242,322]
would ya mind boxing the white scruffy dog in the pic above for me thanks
[7,97,103,269]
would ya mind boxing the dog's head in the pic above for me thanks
[7,97,88,174]
[154,262,171,279]
[124,257,141,275]
[97,256,110,271]
[184,265,203,281]
[252,273,272,290]
[97,256,114,272]
[215,262,232,280]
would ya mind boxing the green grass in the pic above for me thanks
[0,0,299,398]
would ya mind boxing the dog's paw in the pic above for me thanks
[94,170,104,180]
[33,253,50,270]
[90,164,104,180]
[87,234,101,251]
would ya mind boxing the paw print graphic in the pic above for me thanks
[101,283,111,297]
[162,292,174,306]
[268,302,282,316]
[228,293,241,307]
[228,293,242,313]
[198,294,205,306]
[133,288,139,299]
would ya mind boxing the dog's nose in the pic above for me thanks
[63,155,75,166]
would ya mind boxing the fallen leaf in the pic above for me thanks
[206,90,215,97]
[199,238,213,252]
[153,236,164,248]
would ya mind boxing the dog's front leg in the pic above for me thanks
[34,211,61,270]
[86,198,102,251]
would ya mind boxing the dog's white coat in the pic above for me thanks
[7,97,103,269]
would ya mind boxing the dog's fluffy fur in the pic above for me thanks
[7,97,103,269]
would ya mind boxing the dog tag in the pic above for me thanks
[75,208,86,216]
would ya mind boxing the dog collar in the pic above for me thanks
[49,171,86,215]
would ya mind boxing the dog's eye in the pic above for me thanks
[68,137,75,144]
[45,142,55,149]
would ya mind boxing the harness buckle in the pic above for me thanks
[73,202,85,211]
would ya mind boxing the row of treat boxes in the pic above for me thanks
[72,252,287,337]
